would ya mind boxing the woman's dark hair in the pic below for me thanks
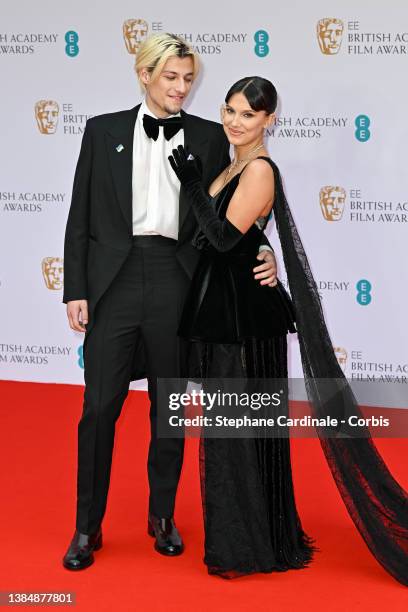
[225,76,277,114]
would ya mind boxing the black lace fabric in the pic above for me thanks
[190,338,318,579]
[271,160,408,587]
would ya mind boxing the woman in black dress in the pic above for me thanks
[169,77,408,584]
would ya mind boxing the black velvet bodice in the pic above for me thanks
[178,158,296,343]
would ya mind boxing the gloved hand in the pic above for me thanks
[168,145,202,186]
[168,146,243,253]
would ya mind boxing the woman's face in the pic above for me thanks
[221,92,274,146]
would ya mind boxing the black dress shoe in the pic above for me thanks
[62,528,102,570]
[148,514,184,556]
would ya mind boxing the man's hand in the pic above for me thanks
[67,300,89,332]
[254,250,277,287]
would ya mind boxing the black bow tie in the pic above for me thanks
[142,114,183,141]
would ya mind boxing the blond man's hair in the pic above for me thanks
[135,33,199,89]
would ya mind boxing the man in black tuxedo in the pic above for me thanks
[62,33,277,570]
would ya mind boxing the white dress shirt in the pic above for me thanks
[132,98,184,239]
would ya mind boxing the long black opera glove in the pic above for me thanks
[168,145,243,252]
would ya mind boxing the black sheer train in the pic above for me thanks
[270,160,408,587]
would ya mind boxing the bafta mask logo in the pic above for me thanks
[42,257,64,290]
[35,100,59,134]
[123,19,149,54]
[317,18,344,55]
[334,347,347,373]
[319,186,346,221]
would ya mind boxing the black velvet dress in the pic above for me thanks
[178,158,317,578]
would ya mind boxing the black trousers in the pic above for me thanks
[76,236,189,534]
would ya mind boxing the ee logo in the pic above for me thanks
[355,115,370,142]
[254,30,269,57]
[65,31,79,57]
[77,345,84,369]
[356,279,372,305]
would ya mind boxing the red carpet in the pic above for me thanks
[1,381,407,611]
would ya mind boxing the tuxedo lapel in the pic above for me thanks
[179,110,208,232]
[105,105,140,234]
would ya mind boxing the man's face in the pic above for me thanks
[320,188,345,221]
[37,102,59,134]
[318,20,343,55]
[143,56,194,118]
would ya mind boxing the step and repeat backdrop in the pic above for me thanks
[1,0,407,406]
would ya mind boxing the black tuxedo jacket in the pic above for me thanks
[64,106,228,295]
